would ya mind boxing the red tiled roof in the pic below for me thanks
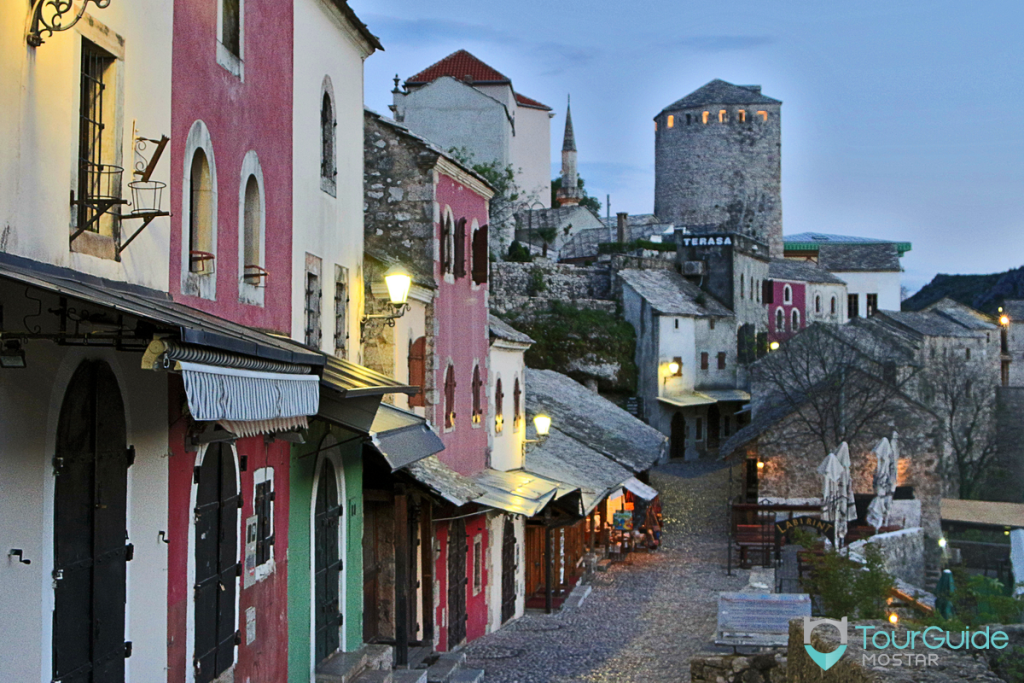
[515,92,551,111]
[406,49,511,85]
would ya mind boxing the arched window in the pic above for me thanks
[751,277,755,302]
[239,151,266,305]
[454,218,467,278]
[792,309,800,331]
[321,90,336,195]
[494,377,504,434]
[831,296,837,315]
[815,295,822,314]
[702,111,709,124]
[667,115,674,128]
[783,285,792,304]
[776,308,784,332]
[739,276,744,299]
[444,364,456,430]
[441,212,454,275]
[471,364,482,425]
[513,377,522,432]
[189,149,214,274]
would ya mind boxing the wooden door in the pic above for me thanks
[315,459,343,663]
[500,517,516,624]
[53,360,129,683]
[670,412,686,459]
[362,501,386,642]
[194,442,238,683]
[446,519,467,647]
[524,526,545,598]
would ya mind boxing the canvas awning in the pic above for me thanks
[470,469,577,517]
[367,403,444,471]
[623,476,658,501]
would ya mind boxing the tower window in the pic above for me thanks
[686,114,691,125]
[815,295,822,314]
[831,296,837,315]
[740,276,745,299]
[719,109,727,123]
[321,91,336,196]
[702,111,709,124]
[667,115,674,128]
[738,110,746,123]
[757,111,768,121]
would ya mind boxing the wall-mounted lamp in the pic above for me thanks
[361,265,413,340]
[668,361,681,375]
[769,341,780,351]
[888,612,899,626]
[27,0,111,47]
[1000,314,1010,327]
[525,414,552,443]
[0,340,26,369]
[938,536,947,549]
[756,460,764,471]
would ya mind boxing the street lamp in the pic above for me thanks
[361,265,413,341]
[769,341,780,351]
[525,413,552,443]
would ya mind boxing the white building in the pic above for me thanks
[618,268,749,460]
[784,233,911,321]
[391,50,553,209]
[0,5,174,682]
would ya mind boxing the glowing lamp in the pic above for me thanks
[938,537,947,548]
[384,265,412,306]
[888,612,899,626]
[533,414,552,437]
[1000,315,1010,327]
[668,361,681,375]
[769,341,780,351]
[756,460,764,470]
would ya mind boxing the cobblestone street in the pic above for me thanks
[462,460,749,683]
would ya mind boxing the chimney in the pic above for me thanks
[463,74,474,85]
[616,212,629,243]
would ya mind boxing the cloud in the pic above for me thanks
[667,35,775,52]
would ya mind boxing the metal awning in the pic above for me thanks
[623,476,659,501]
[403,456,485,507]
[0,253,321,366]
[321,355,417,398]
[470,469,577,517]
[699,389,751,403]
[941,498,1024,529]
[658,393,717,408]
[368,404,445,471]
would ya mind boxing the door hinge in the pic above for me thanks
[268,490,276,502]
[239,455,248,472]
[126,445,136,467]
[52,455,64,475]
[236,562,243,577]
[124,641,133,658]
[125,543,134,562]
[234,630,242,646]
[193,466,201,484]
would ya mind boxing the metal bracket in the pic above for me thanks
[27,0,111,47]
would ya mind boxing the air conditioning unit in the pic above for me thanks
[682,261,705,277]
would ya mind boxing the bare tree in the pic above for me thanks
[917,349,999,498]
[753,323,921,454]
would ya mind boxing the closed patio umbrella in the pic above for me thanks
[935,569,955,619]
[866,437,893,530]
[818,452,845,545]
[833,442,855,545]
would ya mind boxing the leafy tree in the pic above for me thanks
[448,147,521,256]
[506,240,532,263]
[551,176,601,214]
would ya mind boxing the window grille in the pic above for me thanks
[494,378,504,433]
[321,93,336,195]
[305,271,322,348]
[77,40,119,235]
[254,481,274,566]
[333,269,348,356]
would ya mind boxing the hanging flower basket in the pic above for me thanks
[243,264,269,287]
[128,180,166,215]
[190,250,216,275]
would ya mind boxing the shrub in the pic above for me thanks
[526,267,547,296]
[506,240,532,263]
[802,544,894,619]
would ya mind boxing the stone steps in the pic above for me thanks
[450,669,484,683]
[393,670,428,683]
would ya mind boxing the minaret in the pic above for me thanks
[555,96,582,207]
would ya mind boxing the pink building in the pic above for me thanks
[767,259,848,346]
[769,279,806,344]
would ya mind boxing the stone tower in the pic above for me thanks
[654,79,783,257]
[555,96,582,207]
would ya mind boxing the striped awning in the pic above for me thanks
[179,361,320,423]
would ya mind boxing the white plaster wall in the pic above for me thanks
[291,0,370,354]
[484,512,525,634]
[0,4,172,289]
[0,345,168,682]
[395,78,513,170]
[488,344,526,471]
[806,282,848,324]
[833,271,901,320]
[511,106,552,208]
[658,315,698,395]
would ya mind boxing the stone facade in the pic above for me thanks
[847,528,925,587]
[490,261,613,314]
[655,84,783,258]
[690,651,786,683]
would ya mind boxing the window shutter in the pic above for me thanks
[441,217,452,274]
[472,365,482,423]
[762,279,775,304]
[717,352,726,370]
[408,336,426,408]
[454,218,467,278]
[472,224,489,284]
[700,352,709,370]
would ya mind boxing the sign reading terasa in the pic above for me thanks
[681,235,733,247]
[775,515,834,537]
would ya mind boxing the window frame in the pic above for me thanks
[471,363,483,427]
[783,284,792,304]
[238,151,266,306]
[494,376,504,434]
[791,308,800,331]
[182,121,219,300]
[216,0,245,79]
[333,266,349,358]
[320,78,337,196]
[776,308,785,332]
[305,256,323,349]
[848,293,860,319]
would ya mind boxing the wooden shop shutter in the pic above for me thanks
[408,336,426,408]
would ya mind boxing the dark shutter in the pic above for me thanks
[441,217,452,274]
[513,378,521,431]
[762,279,775,304]
[314,460,343,663]
[255,481,272,566]
[408,336,427,408]
[444,365,457,429]
[447,519,468,646]
[494,378,504,432]
[472,365,482,424]
[501,517,516,624]
[194,443,238,683]
[454,218,467,278]
[700,352,709,370]
[717,352,726,370]
[472,224,489,284]
[53,361,129,683]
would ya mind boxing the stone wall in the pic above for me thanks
[490,262,613,314]
[787,619,1005,682]
[690,651,786,683]
[847,528,925,587]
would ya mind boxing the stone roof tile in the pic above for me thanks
[660,79,780,114]
[769,258,846,285]
[618,268,733,317]
[817,243,901,272]
[489,315,534,345]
